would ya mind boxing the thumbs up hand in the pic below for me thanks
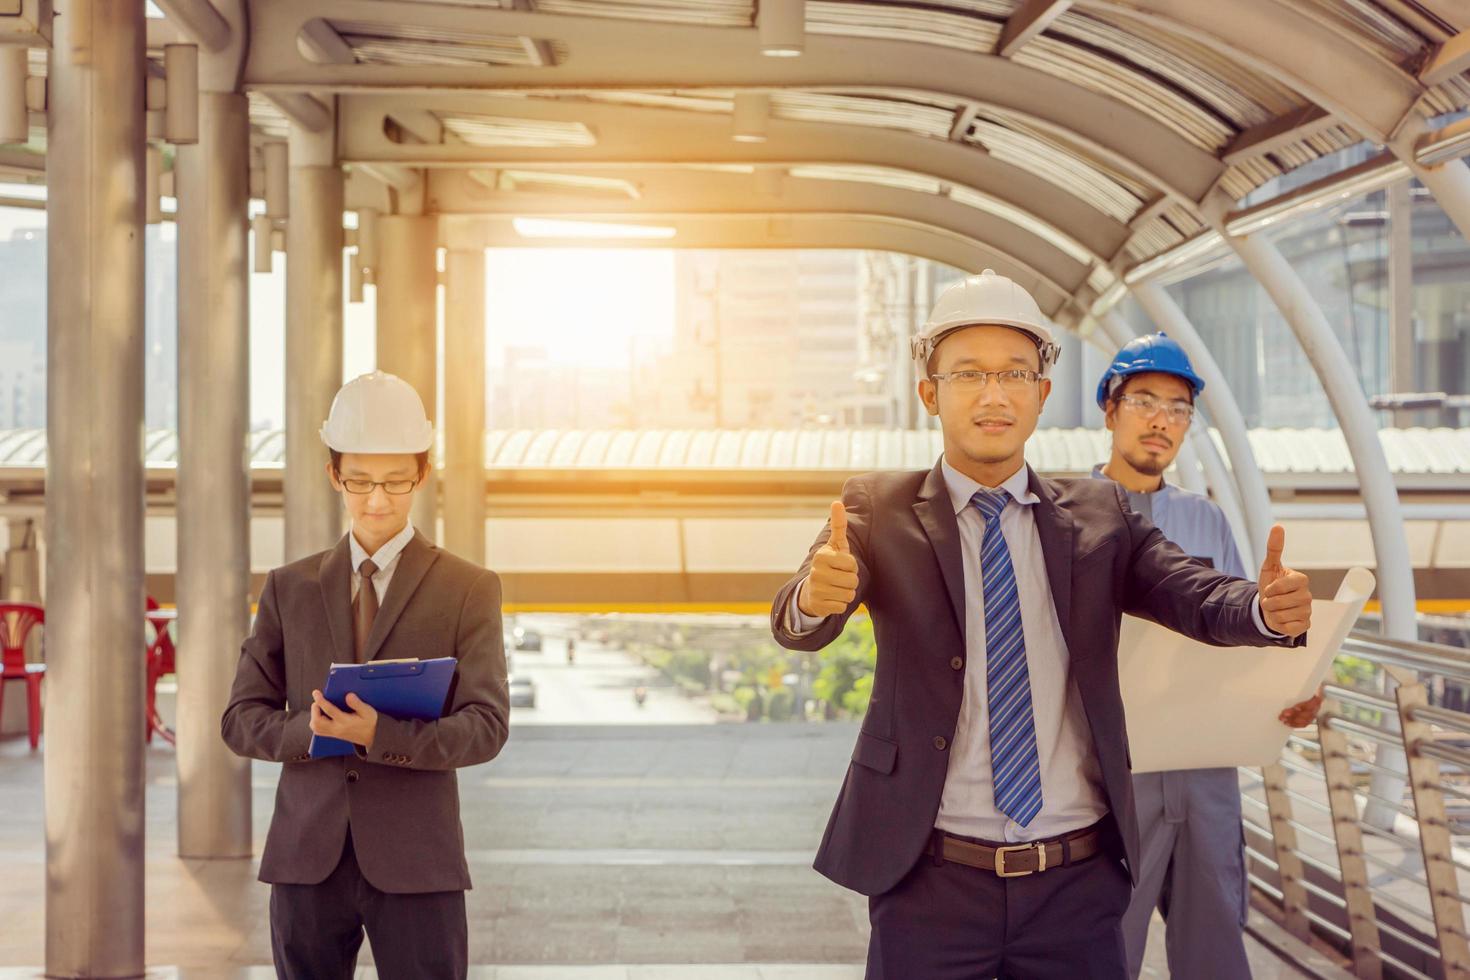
[797,501,861,617]
[1258,524,1313,638]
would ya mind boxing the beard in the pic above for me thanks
[1123,445,1169,477]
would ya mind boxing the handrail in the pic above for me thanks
[1244,627,1470,978]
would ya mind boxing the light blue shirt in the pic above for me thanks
[1090,465,1278,636]
[1090,465,1246,578]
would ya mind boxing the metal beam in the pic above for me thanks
[451,212,1071,317]
[1220,105,1340,167]
[1420,30,1470,88]
[339,92,1127,263]
[244,0,1225,204]
[264,91,332,133]
[424,166,1091,303]
[1071,0,1423,144]
[152,0,232,52]
[298,16,355,64]
[996,0,1072,59]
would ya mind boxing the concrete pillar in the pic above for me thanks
[441,232,486,564]
[173,90,253,860]
[43,2,147,974]
[1126,287,1272,568]
[285,118,345,559]
[376,215,439,539]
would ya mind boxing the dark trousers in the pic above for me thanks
[270,834,468,980]
[866,833,1133,979]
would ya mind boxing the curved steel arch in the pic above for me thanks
[341,92,1130,263]
[1078,0,1424,142]
[424,167,1091,304]
[444,211,1063,312]
[244,0,1226,204]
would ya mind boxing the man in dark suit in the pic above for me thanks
[223,371,509,980]
[771,271,1312,979]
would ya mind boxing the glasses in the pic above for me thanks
[1116,393,1194,425]
[930,369,1042,392]
[337,476,419,495]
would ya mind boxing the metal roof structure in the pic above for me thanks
[6,0,1469,324]
[3,426,1469,479]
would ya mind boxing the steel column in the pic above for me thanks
[285,118,346,559]
[441,238,486,564]
[375,214,440,539]
[174,88,253,860]
[43,1,148,974]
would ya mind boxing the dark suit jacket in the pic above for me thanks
[771,460,1304,897]
[221,531,510,894]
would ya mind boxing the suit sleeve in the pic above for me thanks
[220,570,315,763]
[362,569,511,771]
[1117,484,1304,650]
[770,476,874,652]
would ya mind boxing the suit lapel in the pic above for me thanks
[912,459,967,641]
[361,531,440,663]
[1028,467,1078,656]
[319,535,356,666]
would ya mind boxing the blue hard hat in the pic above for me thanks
[1095,332,1205,409]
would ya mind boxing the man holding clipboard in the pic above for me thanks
[222,371,510,979]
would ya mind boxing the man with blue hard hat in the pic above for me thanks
[1095,333,1323,979]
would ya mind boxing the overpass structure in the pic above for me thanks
[4,425,1470,610]
[4,0,1470,975]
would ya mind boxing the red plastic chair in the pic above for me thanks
[145,597,176,745]
[0,602,45,750]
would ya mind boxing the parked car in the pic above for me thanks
[509,675,537,708]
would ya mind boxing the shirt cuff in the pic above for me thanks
[785,578,827,636]
[1252,594,1285,638]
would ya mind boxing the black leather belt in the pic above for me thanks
[924,825,1103,878]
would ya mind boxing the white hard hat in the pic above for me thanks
[911,268,1061,374]
[320,371,434,454]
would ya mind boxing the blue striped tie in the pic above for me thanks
[971,489,1044,828]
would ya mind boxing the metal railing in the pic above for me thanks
[1244,628,1470,979]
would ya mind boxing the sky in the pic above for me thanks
[483,248,675,368]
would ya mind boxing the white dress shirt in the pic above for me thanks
[348,520,416,606]
[928,460,1110,842]
[789,460,1108,843]
[788,459,1284,843]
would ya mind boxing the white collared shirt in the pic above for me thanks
[930,459,1109,842]
[348,520,416,605]
[787,459,1108,843]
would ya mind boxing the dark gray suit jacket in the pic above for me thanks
[222,531,510,894]
[771,460,1304,897]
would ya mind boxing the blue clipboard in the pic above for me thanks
[308,657,457,759]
